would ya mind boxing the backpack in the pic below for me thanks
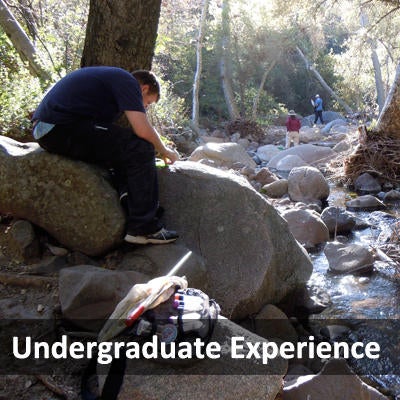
[81,282,220,399]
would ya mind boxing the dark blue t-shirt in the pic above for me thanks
[33,66,145,124]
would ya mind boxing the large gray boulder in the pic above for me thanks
[1,135,312,319]
[188,142,256,168]
[267,144,336,170]
[159,161,313,319]
[0,136,125,256]
[288,166,330,203]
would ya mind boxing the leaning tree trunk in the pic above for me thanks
[81,0,161,71]
[296,46,353,115]
[0,0,50,81]
[252,59,277,120]
[375,62,400,136]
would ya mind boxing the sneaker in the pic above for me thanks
[124,228,178,245]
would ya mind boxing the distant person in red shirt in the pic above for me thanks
[285,110,301,149]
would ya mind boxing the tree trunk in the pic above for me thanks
[0,0,49,81]
[296,46,354,115]
[192,0,209,132]
[252,59,277,120]
[360,8,386,112]
[81,0,161,71]
[375,62,400,136]
[220,0,239,120]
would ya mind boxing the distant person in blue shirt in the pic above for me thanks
[32,67,179,245]
[312,94,324,125]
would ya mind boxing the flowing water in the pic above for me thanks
[307,185,400,397]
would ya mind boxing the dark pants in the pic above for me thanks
[38,120,161,235]
[314,110,324,124]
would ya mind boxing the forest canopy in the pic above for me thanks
[1,0,400,139]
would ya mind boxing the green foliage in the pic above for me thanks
[147,77,189,130]
[0,32,42,140]
[1,0,400,137]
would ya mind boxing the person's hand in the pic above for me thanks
[161,147,180,164]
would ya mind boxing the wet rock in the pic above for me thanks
[281,208,329,249]
[354,173,382,194]
[346,195,386,211]
[320,206,356,234]
[383,189,400,203]
[324,241,374,274]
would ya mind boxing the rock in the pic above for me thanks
[383,189,400,203]
[118,244,208,290]
[188,142,257,169]
[333,139,351,153]
[59,265,150,331]
[283,359,389,400]
[267,144,336,169]
[320,206,356,234]
[302,111,345,126]
[321,118,347,134]
[346,195,386,211]
[0,135,125,256]
[281,209,329,249]
[276,155,309,172]
[253,304,298,343]
[287,166,330,203]
[253,167,279,186]
[262,179,288,198]
[324,241,374,274]
[237,138,250,149]
[256,144,281,162]
[299,127,324,143]
[0,219,40,262]
[99,317,287,400]
[354,173,382,194]
[158,161,313,319]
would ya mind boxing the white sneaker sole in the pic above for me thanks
[124,234,177,245]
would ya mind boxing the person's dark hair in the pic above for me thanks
[131,70,160,101]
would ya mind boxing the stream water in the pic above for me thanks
[307,185,400,397]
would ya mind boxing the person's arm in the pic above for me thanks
[125,110,179,164]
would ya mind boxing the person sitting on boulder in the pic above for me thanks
[285,110,301,149]
[32,66,180,245]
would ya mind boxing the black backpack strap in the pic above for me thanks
[81,348,127,400]
[81,350,100,400]
[100,352,127,400]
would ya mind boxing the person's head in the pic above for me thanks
[288,109,296,118]
[315,94,320,98]
[131,70,161,108]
